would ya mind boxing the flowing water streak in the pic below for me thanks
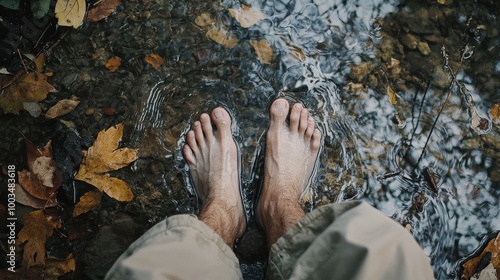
[131,80,170,146]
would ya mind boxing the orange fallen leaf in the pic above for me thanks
[145,53,163,70]
[105,56,121,72]
[250,39,273,64]
[86,0,122,22]
[490,103,500,124]
[461,232,500,279]
[17,210,54,267]
[75,123,138,202]
[73,190,102,217]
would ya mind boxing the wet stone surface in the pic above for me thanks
[0,0,499,279]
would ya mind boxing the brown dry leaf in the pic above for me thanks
[250,39,273,64]
[145,53,164,70]
[73,190,102,217]
[387,85,398,105]
[45,98,80,119]
[86,0,122,22]
[195,13,215,27]
[228,4,264,28]
[45,254,76,280]
[490,103,500,125]
[105,56,121,72]
[75,124,138,202]
[55,0,86,28]
[461,232,500,279]
[206,26,238,48]
[34,52,46,72]
[18,140,60,203]
[17,210,54,267]
[14,183,57,209]
[0,71,57,113]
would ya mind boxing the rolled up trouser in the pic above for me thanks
[105,201,434,280]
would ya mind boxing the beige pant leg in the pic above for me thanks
[267,201,435,280]
[105,214,242,280]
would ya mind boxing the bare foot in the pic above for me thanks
[183,107,246,247]
[257,98,321,245]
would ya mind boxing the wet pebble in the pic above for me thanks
[62,73,81,90]
[171,3,187,18]
[401,33,419,49]
[417,41,431,56]
[103,107,116,115]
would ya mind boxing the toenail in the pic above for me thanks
[274,99,286,109]
[214,109,224,119]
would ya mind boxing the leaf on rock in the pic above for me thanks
[105,56,121,72]
[45,97,80,119]
[45,254,76,280]
[228,4,264,28]
[145,53,163,70]
[75,123,138,202]
[55,0,85,28]
[206,26,238,49]
[17,210,54,267]
[461,232,500,279]
[387,85,398,105]
[490,103,500,125]
[195,13,215,27]
[86,0,122,22]
[73,190,102,217]
[0,72,56,113]
[250,39,273,64]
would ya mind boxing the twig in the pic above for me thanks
[17,49,28,73]
[415,46,461,167]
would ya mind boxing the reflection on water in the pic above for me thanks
[124,0,500,278]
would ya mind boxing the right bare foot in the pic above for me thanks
[257,98,322,245]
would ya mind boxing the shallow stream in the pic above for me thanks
[4,0,500,278]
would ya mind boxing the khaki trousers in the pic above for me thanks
[105,201,434,280]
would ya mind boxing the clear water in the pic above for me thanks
[118,0,500,278]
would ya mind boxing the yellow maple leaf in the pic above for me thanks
[55,0,86,28]
[17,210,54,267]
[75,123,138,202]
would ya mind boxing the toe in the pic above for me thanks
[269,99,289,130]
[289,103,302,132]
[200,113,213,143]
[193,121,206,148]
[186,130,199,154]
[298,108,308,133]
[183,145,196,164]
[305,116,315,139]
[311,129,321,151]
[211,107,232,138]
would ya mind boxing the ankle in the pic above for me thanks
[258,195,305,245]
